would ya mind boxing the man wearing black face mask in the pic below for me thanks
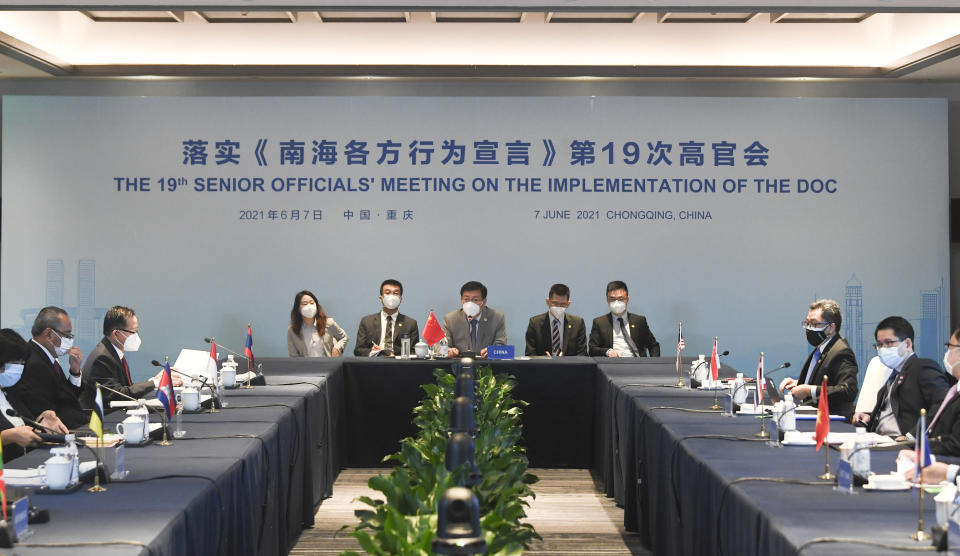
[778,299,859,419]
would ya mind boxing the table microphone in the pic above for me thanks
[5,409,66,444]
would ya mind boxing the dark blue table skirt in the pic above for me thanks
[595,361,949,556]
[9,374,330,556]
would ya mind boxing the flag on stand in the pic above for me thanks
[815,376,830,450]
[914,410,932,484]
[209,338,217,367]
[89,384,104,440]
[755,353,765,406]
[710,338,719,381]
[157,360,176,420]
[422,310,446,346]
[244,324,255,367]
[675,322,685,375]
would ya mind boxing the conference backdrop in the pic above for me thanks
[0,95,949,384]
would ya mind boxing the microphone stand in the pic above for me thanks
[755,352,769,439]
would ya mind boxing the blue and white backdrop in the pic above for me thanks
[0,96,949,383]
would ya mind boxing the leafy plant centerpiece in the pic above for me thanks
[342,365,540,555]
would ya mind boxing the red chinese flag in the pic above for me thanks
[422,310,446,346]
[815,376,830,450]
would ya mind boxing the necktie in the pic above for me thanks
[928,384,958,432]
[122,356,133,386]
[804,348,822,385]
[551,318,562,355]
[383,316,394,355]
[469,318,479,351]
[875,369,900,416]
[618,317,639,357]
[54,359,64,375]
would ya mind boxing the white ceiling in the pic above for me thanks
[0,8,959,79]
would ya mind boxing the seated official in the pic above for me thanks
[778,299,859,419]
[82,306,182,411]
[287,290,349,357]
[442,281,507,359]
[854,316,951,439]
[588,281,659,357]
[8,306,92,430]
[0,329,69,462]
[355,279,420,357]
[921,328,960,455]
[525,283,587,357]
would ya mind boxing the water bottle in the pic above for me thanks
[732,373,747,405]
[780,391,796,432]
[852,426,871,477]
[65,434,79,485]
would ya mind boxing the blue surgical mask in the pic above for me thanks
[0,363,24,388]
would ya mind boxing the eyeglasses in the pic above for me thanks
[873,339,901,349]
[945,342,960,349]
[607,296,627,302]
[119,328,139,335]
[52,328,74,340]
[801,320,829,329]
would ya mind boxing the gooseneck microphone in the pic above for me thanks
[203,338,250,362]
[5,409,66,443]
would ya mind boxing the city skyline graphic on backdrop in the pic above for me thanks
[6,261,950,386]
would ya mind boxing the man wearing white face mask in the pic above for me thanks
[82,306,183,410]
[355,279,420,357]
[855,316,950,439]
[525,283,587,357]
[589,281,660,357]
[442,281,507,359]
[9,306,91,430]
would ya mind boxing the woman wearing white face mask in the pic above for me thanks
[287,290,349,358]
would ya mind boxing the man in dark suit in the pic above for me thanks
[854,316,950,438]
[588,281,660,357]
[354,279,421,357]
[82,305,182,411]
[778,299,859,418]
[9,306,91,430]
[442,281,507,359]
[525,283,587,357]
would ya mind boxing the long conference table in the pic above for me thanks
[5,356,952,555]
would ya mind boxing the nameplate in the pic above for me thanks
[12,496,29,539]
[836,459,854,494]
[486,345,515,360]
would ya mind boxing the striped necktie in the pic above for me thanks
[551,318,562,355]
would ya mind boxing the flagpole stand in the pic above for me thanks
[241,358,254,389]
[157,411,172,446]
[911,483,931,541]
[818,446,835,480]
[755,414,770,439]
[710,387,722,410]
[88,443,107,493]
